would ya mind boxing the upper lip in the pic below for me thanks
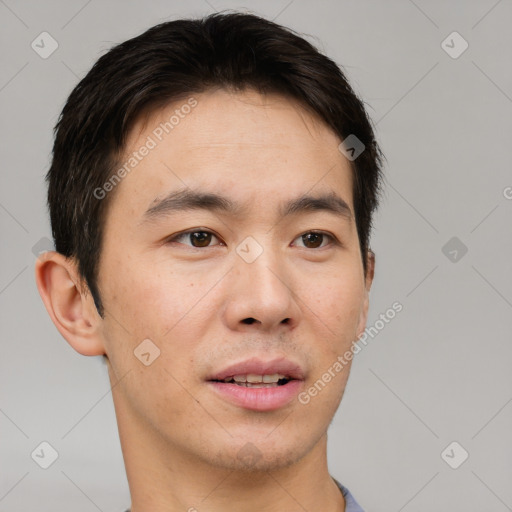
[207,357,305,381]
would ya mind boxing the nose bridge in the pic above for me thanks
[236,234,290,299]
[224,234,300,330]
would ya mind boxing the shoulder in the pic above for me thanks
[332,478,366,512]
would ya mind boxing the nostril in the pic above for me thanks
[242,318,290,325]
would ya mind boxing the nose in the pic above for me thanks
[222,245,301,333]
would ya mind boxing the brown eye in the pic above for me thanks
[294,231,335,249]
[168,230,222,248]
[189,231,213,247]
[302,232,323,248]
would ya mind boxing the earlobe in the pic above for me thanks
[34,252,106,357]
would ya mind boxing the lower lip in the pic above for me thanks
[207,380,303,411]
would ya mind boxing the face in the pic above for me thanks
[96,88,372,472]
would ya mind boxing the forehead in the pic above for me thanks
[128,87,341,149]
[111,88,353,218]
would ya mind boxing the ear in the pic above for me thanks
[35,251,106,357]
[355,249,375,338]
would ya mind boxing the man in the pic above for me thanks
[35,11,383,511]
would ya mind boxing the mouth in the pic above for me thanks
[206,358,305,411]
[211,373,292,388]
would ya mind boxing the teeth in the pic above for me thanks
[226,373,287,384]
[240,382,279,388]
[263,374,282,383]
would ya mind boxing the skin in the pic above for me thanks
[35,88,375,512]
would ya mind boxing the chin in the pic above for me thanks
[205,434,316,473]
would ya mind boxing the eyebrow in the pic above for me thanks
[142,188,353,223]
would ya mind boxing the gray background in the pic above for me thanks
[1,0,511,510]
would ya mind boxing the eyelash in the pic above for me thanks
[166,229,339,250]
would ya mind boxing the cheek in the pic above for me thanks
[102,252,203,335]
[306,272,364,335]
[298,276,363,416]
[102,270,206,413]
